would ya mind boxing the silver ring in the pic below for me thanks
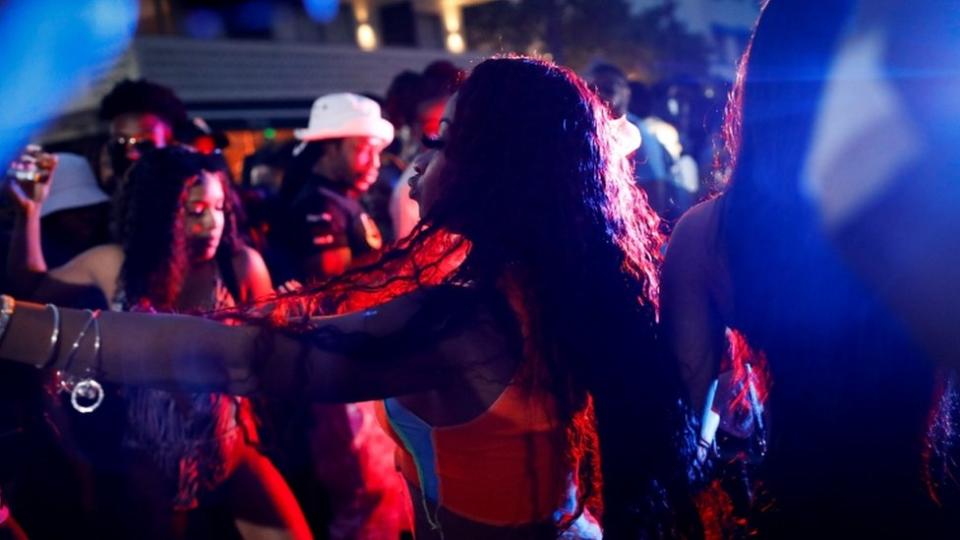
[70,379,104,414]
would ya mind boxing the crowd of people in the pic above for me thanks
[0,0,956,538]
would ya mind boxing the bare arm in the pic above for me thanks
[6,188,51,294]
[661,199,728,416]
[0,290,465,403]
[8,239,120,305]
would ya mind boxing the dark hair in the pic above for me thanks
[117,146,242,310]
[420,60,466,103]
[719,1,955,534]
[250,56,698,536]
[384,70,423,128]
[99,79,189,129]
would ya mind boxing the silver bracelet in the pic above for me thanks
[70,311,104,414]
[42,304,60,369]
[0,295,16,345]
[56,310,96,394]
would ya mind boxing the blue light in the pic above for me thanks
[234,1,274,33]
[303,0,338,23]
[0,0,138,163]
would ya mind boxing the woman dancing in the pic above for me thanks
[1,57,698,539]
[5,147,309,539]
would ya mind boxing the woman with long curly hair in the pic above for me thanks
[0,57,698,538]
[5,146,309,539]
[662,1,959,537]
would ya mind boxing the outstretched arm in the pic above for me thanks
[0,291,464,403]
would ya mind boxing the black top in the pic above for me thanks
[270,174,383,282]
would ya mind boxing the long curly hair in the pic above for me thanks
[117,146,242,310]
[719,0,958,535]
[242,56,699,536]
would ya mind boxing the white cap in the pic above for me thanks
[294,93,395,146]
[42,153,109,218]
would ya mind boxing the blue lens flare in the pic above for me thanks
[303,0,338,23]
[0,0,138,163]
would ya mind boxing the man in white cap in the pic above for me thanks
[276,92,394,282]
[266,94,410,540]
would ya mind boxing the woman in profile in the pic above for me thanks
[1,57,699,538]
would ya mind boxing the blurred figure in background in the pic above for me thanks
[240,140,295,256]
[97,79,188,195]
[389,61,464,241]
[629,81,700,206]
[366,70,423,243]
[587,63,694,224]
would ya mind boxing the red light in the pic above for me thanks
[194,135,217,155]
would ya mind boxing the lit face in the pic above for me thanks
[331,136,383,193]
[182,171,226,262]
[409,95,456,217]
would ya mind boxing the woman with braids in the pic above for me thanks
[662,1,959,537]
[5,146,309,539]
[0,57,699,538]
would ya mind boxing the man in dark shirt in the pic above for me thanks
[277,93,393,283]
[266,93,410,540]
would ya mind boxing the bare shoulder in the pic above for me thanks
[48,243,124,301]
[232,245,272,301]
[663,196,736,324]
[665,196,724,272]
[79,243,125,265]
[55,243,123,281]
[231,245,267,274]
